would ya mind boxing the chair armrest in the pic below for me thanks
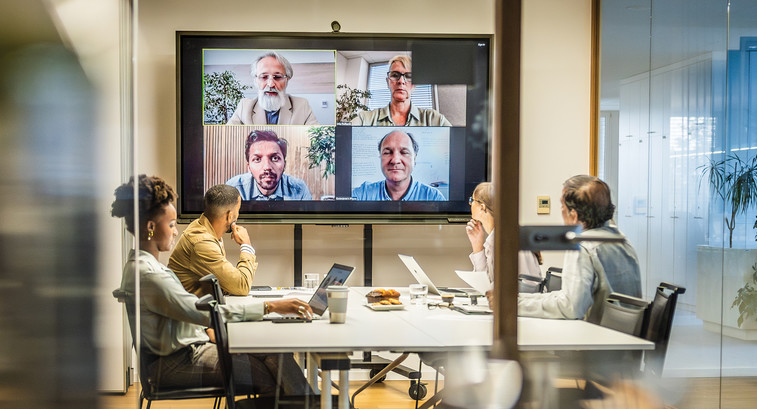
[112,289,130,302]
[607,293,649,308]
[659,282,686,295]
[518,274,543,282]
[199,274,217,283]
[195,294,215,311]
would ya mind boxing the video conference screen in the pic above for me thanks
[177,32,491,223]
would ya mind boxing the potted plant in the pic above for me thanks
[335,84,371,124]
[733,261,757,327]
[203,70,249,124]
[306,126,336,179]
[696,153,757,339]
[699,154,757,248]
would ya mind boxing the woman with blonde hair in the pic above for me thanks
[351,55,451,126]
[467,182,542,290]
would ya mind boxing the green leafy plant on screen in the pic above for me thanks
[203,70,249,124]
[732,261,757,327]
[335,84,371,123]
[306,126,335,179]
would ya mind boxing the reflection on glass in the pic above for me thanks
[600,0,757,406]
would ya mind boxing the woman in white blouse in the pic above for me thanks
[466,182,542,290]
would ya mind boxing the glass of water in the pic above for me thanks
[409,284,428,305]
[304,273,319,289]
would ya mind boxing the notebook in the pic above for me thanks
[264,263,355,321]
[398,254,476,296]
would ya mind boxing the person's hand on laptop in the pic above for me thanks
[269,298,314,319]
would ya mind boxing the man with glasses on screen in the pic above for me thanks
[351,130,445,201]
[226,130,312,201]
[351,55,451,127]
[227,52,319,125]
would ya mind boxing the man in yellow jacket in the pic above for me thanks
[169,184,257,297]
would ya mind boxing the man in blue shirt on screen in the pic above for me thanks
[226,130,312,200]
[351,130,445,201]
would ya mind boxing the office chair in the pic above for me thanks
[642,282,686,377]
[557,282,686,405]
[544,267,563,292]
[518,273,546,293]
[195,294,343,409]
[600,293,651,337]
[200,273,226,304]
[112,289,225,409]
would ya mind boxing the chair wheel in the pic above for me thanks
[369,368,387,383]
[408,382,427,400]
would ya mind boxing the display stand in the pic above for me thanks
[292,224,373,286]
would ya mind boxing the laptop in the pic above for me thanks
[264,263,355,321]
[398,254,477,296]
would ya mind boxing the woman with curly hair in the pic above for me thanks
[112,175,311,395]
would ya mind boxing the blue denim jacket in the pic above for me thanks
[518,222,642,324]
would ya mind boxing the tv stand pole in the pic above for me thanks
[364,224,372,286]
[291,223,372,287]
[294,224,302,286]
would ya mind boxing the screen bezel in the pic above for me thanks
[177,31,492,224]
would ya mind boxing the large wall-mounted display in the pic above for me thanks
[177,32,491,223]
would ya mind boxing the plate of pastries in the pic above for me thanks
[365,288,405,311]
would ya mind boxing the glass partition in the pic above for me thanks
[600,0,757,406]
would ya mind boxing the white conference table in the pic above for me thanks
[227,287,653,408]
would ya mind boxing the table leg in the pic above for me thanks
[350,352,410,407]
[338,369,349,409]
[307,352,320,394]
[320,369,332,409]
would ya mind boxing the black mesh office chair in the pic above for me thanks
[112,289,225,409]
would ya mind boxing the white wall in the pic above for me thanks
[520,0,592,267]
[135,0,592,311]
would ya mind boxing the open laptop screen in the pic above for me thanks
[309,263,355,316]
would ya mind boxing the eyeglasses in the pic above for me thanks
[427,302,452,310]
[468,196,480,205]
[257,74,288,83]
[387,71,412,82]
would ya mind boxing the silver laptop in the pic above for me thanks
[398,254,473,296]
[264,263,355,321]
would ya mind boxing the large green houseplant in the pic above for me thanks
[699,153,757,331]
[699,153,757,248]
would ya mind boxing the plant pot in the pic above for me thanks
[696,245,757,340]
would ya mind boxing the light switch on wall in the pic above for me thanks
[537,196,550,214]
[321,100,328,108]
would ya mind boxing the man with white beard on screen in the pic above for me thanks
[227,52,319,125]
